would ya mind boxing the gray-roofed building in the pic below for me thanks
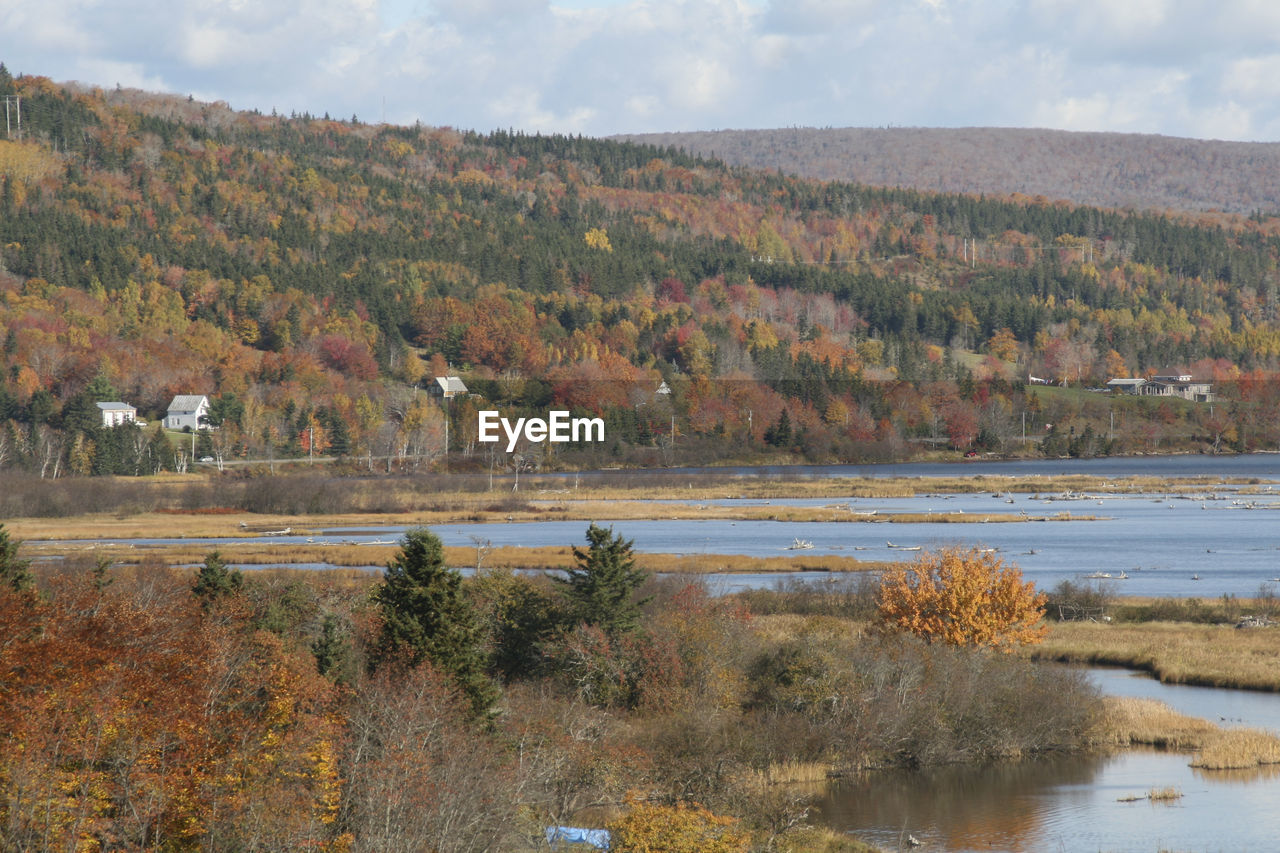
[428,376,468,399]
[163,395,211,431]
[97,402,137,427]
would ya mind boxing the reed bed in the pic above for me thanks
[1035,622,1280,691]
[742,761,836,788]
[1191,729,1280,769]
[1118,786,1183,802]
[1097,697,1280,770]
[1147,786,1183,801]
[1097,697,1217,750]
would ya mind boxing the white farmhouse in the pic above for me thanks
[97,402,137,427]
[163,395,211,431]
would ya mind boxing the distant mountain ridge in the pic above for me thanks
[613,127,1280,215]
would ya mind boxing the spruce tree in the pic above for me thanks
[370,528,496,716]
[556,523,651,637]
[0,524,33,592]
[192,550,243,609]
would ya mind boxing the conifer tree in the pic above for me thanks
[192,550,243,609]
[0,524,33,592]
[370,528,496,716]
[556,523,651,637]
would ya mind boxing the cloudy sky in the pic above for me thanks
[4,0,1280,141]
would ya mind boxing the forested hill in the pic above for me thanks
[4,65,1280,477]
[614,127,1280,216]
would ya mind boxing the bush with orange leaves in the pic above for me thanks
[876,547,1048,650]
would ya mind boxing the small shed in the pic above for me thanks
[428,376,468,399]
[97,402,137,427]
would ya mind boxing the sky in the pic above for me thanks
[3,0,1280,142]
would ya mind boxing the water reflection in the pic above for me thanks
[819,748,1280,852]
[819,755,1102,852]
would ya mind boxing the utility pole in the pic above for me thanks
[3,96,19,139]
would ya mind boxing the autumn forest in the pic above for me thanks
[4,67,1280,477]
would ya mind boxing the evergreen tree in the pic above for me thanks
[0,524,33,592]
[764,409,793,447]
[147,425,174,473]
[556,523,651,637]
[370,528,496,717]
[312,613,354,685]
[192,550,243,609]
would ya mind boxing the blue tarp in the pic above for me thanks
[545,825,611,849]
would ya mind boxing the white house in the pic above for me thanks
[163,395,211,431]
[97,402,137,427]
[427,376,468,399]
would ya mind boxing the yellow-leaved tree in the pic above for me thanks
[876,547,1048,651]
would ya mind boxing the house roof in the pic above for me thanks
[167,395,209,412]
[96,401,135,411]
[433,376,468,394]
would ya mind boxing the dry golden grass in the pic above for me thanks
[1097,697,1217,750]
[1035,621,1280,691]
[741,761,836,788]
[1119,786,1183,802]
[748,613,867,646]
[1097,697,1280,770]
[7,500,1099,547]
[1191,729,1280,770]
[23,537,891,577]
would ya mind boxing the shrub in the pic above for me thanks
[876,547,1047,650]
[607,798,750,853]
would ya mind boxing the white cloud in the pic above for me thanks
[1,0,1279,140]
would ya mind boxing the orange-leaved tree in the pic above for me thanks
[876,547,1048,650]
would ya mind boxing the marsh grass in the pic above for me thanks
[1,470,1256,525]
[1097,697,1217,750]
[1036,621,1280,691]
[1118,786,1182,803]
[743,761,836,788]
[27,539,890,577]
[1099,697,1280,770]
[1191,729,1280,769]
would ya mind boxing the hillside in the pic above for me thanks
[613,127,1280,215]
[4,66,1280,478]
